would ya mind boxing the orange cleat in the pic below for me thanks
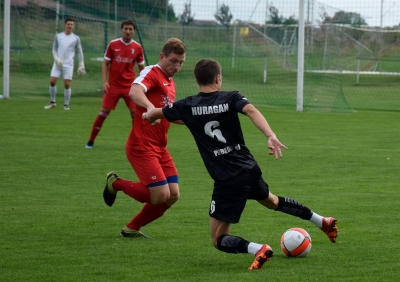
[321,217,338,243]
[248,244,273,270]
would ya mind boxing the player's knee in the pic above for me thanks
[150,190,170,205]
[166,192,180,206]
[266,193,279,209]
[150,195,168,205]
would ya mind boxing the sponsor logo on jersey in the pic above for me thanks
[191,103,229,115]
[115,55,134,64]
[161,95,174,107]
[213,144,241,156]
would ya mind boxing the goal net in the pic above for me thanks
[2,0,400,112]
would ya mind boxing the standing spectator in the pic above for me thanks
[44,18,85,111]
[102,38,186,238]
[85,19,145,149]
[143,59,339,270]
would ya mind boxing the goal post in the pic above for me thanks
[2,0,10,99]
[296,0,305,112]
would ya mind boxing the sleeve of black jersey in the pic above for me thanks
[233,92,250,114]
[162,100,184,122]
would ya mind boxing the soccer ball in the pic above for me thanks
[280,228,312,257]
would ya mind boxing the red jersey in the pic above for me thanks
[127,65,176,153]
[104,38,144,89]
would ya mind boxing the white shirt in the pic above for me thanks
[52,32,84,67]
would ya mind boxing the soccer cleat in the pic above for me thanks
[120,226,151,238]
[85,141,94,149]
[103,171,119,207]
[248,244,273,270]
[44,102,56,109]
[64,104,70,110]
[321,217,338,243]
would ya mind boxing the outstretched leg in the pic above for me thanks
[258,192,338,243]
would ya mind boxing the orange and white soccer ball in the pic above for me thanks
[280,228,312,257]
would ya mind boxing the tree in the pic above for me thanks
[215,4,233,27]
[266,4,283,24]
[321,10,367,27]
[178,2,194,25]
[283,15,298,25]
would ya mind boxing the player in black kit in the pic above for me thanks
[143,59,338,270]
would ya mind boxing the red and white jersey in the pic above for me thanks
[104,38,144,88]
[127,64,176,152]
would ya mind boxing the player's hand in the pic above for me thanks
[267,136,288,159]
[142,109,160,125]
[77,65,86,76]
[55,58,63,68]
[103,83,109,94]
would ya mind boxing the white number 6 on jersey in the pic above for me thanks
[204,121,226,143]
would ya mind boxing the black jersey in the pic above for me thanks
[163,90,257,181]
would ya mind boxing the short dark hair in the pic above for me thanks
[162,38,186,57]
[194,59,221,86]
[121,19,136,30]
[65,18,74,24]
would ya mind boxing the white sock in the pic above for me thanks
[64,88,71,105]
[310,212,324,228]
[50,86,57,102]
[247,242,263,255]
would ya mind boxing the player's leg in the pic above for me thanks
[85,107,111,148]
[63,79,71,110]
[45,65,60,109]
[86,88,120,148]
[122,152,179,235]
[210,166,273,270]
[257,189,338,243]
[62,66,73,110]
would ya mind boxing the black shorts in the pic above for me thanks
[209,164,269,224]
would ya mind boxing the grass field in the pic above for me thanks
[1,96,399,281]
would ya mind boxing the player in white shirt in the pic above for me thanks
[44,18,85,110]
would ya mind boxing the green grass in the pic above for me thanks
[1,96,399,281]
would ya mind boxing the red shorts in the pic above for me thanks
[126,146,178,187]
[102,86,135,110]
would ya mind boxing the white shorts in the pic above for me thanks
[50,63,74,80]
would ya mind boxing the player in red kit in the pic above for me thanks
[85,20,145,149]
[102,38,186,238]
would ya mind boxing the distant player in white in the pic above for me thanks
[44,18,85,110]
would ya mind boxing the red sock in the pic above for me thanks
[113,179,151,203]
[88,111,108,142]
[127,203,170,230]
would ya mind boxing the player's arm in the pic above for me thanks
[52,35,63,67]
[171,120,185,125]
[102,59,111,93]
[143,108,164,122]
[144,106,184,125]
[129,84,154,110]
[138,63,145,73]
[242,104,288,159]
[76,37,86,76]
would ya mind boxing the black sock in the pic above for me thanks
[275,196,313,220]
[217,234,250,254]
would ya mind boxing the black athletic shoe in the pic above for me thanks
[85,141,94,149]
[103,171,119,207]
[120,226,151,238]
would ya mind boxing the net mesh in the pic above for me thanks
[1,0,399,111]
